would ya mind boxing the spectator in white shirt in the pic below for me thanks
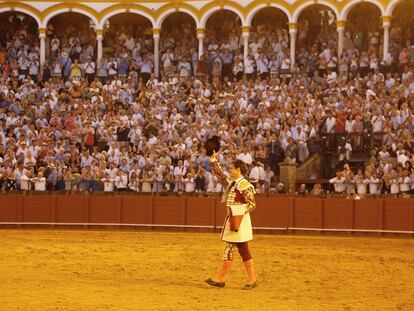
[397,150,409,166]
[128,172,139,192]
[371,111,385,133]
[248,161,261,187]
[249,39,262,55]
[367,173,381,195]
[244,54,255,79]
[325,111,336,133]
[326,69,337,85]
[20,171,33,191]
[33,172,46,191]
[28,56,39,82]
[84,56,96,83]
[107,57,118,78]
[184,169,196,193]
[115,170,128,191]
[162,48,175,77]
[101,173,115,192]
[256,54,269,79]
[355,171,368,196]
[378,146,390,159]
[173,160,187,192]
[389,171,401,196]
[237,146,253,165]
[329,171,346,193]
[400,171,411,194]
[13,161,29,189]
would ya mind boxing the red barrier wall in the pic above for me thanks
[121,196,153,224]
[354,199,384,230]
[22,195,55,222]
[56,195,89,223]
[89,196,121,223]
[185,197,215,226]
[383,199,414,232]
[0,195,22,222]
[214,198,226,228]
[294,197,323,228]
[254,196,294,228]
[153,196,186,225]
[0,194,413,234]
[323,198,354,229]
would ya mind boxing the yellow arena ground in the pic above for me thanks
[1,230,414,311]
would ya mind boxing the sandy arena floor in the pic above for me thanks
[0,230,413,311]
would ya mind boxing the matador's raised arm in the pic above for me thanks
[210,153,229,188]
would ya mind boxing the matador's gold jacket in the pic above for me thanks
[211,158,256,243]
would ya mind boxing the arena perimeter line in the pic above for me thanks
[0,222,413,235]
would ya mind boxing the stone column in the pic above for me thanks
[153,28,160,77]
[96,28,103,61]
[241,26,250,70]
[38,28,46,68]
[279,160,297,194]
[382,16,391,59]
[336,20,345,59]
[288,23,297,71]
[196,28,205,58]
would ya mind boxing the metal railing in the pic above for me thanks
[3,177,413,199]
[0,179,223,196]
[294,179,414,198]
[319,131,384,152]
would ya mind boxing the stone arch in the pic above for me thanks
[41,4,99,28]
[98,5,156,29]
[0,3,41,27]
[199,3,245,28]
[341,0,385,20]
[245,2,292,25]
[292,0,340,22]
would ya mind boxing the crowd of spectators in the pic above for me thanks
[0,12,413,195]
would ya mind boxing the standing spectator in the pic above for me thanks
[84,56,96,83]
[33,172,46,191]
[141,168,153,193]
[128,172,139,192]
[184,167,196,193]
[195,167,206,192]
[140,57,153,84]
[45,163,58,191]
[115,170,128,191]
[107,56,118,80]
[20,171,32,191]
[101,172,115,192]
[329,171,345,193]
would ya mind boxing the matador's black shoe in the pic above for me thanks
[242,282,257,290]
[205,278,225,288]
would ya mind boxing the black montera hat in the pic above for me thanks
[205,136,220,156]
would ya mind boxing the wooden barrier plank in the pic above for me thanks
[1,194,413,233]
[294,197,323,228]
[323,198,354,229]
[22,195,56,222]
[215,197,226,228]
[383,199,413,231]
[185,196,215,226]
[56,195,89,223]
[354,200,384,230]
[252,197,269,227]
[153,196,186,225]
[89,196,122,223]
[0,195,22,222]
[254,197,293,228]
[121,196,153,224]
